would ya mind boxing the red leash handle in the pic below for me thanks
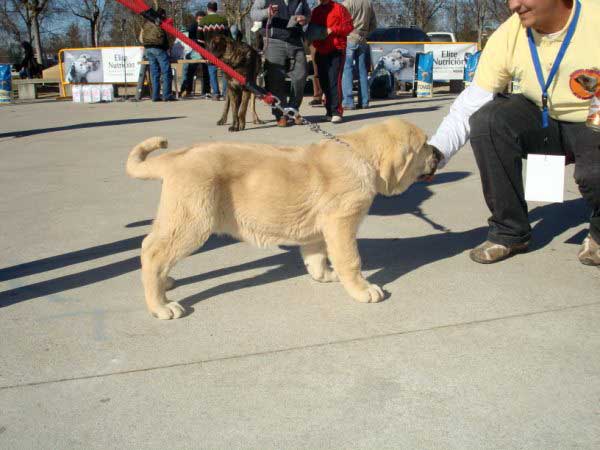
[114,0,278,105]
[115,0,150,14]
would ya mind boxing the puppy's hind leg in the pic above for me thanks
[251,93,265,125]
[141,202,213,319]
[217,91,230,126]
[229,88,243,132]
[300,241,338,282]
[322,218,384,303]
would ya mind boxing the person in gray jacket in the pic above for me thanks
[251,0,311,127]
[341,0,376,110]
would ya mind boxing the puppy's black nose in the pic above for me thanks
[432,145,443,164]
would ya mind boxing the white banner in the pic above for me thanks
[425,43,478,80]
[101,48,144,83]
[62,47,144,84]
[368,42,478,81]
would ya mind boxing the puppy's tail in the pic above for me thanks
[126,136,168,180]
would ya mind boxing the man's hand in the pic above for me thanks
[327,27,332,35]
[268,4,279,17]
[295,15,307,26]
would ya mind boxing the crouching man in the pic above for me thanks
[428,0,600,265]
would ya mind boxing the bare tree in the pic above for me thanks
[371,0,447,31]
[459,0,490,46]
[62,0,114,47]
[221,0,254,30]
[0,0,34,43]
[487,0,510,24]
[3,0,54,64]
[408,0,447,30]
[106,1,143,46]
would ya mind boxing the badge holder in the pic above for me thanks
[525,154,565,203]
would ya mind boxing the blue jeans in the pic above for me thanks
[342,42,370,108]
[145,47,172,101]
[207,63,227,96]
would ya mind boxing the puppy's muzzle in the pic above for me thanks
[419,145,443,181]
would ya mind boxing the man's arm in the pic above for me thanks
[427,82,494,168]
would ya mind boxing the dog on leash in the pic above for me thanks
[127,118,441,319]
[208,35,264,132]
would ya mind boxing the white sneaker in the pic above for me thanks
[331,115,343,124]
[324,115,332,122]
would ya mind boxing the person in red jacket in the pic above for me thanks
[310,0,353,123]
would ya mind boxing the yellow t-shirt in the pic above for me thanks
[474,0,599,122]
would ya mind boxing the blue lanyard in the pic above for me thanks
[527,0,581,128]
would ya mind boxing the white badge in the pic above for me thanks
[524,154,565,203]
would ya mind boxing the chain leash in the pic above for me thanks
[270,101,351,148]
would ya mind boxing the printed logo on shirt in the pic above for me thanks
[569,69,600,99]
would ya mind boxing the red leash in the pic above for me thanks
[115,0,280,107]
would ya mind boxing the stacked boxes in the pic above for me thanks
[72,84,114,103]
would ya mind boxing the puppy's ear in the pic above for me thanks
[379,156,395,195]
[408,125,427,152]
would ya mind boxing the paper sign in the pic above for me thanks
[524,154,565,203]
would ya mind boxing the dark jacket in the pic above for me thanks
[141,22,169,50]
[251,0,311,45]
[188,20,200,43]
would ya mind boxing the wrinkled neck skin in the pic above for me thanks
[339,134,415,196]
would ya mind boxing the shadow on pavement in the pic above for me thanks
[345,106,441,122]
[0,235,237,307]
[178,227,487,309]
[0,188,590,309]
[369,171,471,231]
[0,117,185,139]
[529,198,590,248]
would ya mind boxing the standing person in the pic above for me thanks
[16,41,40,79]
[311,0,353,123]
[428,0,600,265]
[251,0,311,127]
[341,0,376,110]
[179,10,210,98]
[140,8,176,101]
[198,1,229,101]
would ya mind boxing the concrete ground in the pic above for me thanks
[1,93,599,449]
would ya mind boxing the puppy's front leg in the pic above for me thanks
[237,91,251,131]
[322,218,384,303]
[300,241,338,282]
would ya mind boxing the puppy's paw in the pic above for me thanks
[253,119,265,125]
[310,268,339,283]
[217,119,226,126]
[150,302,186,320]
[228,125,240,132]
[351,283,384,303]
[164,276,176,291]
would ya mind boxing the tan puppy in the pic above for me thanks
[127,118,441,319]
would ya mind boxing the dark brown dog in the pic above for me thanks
[209,35,264,132]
